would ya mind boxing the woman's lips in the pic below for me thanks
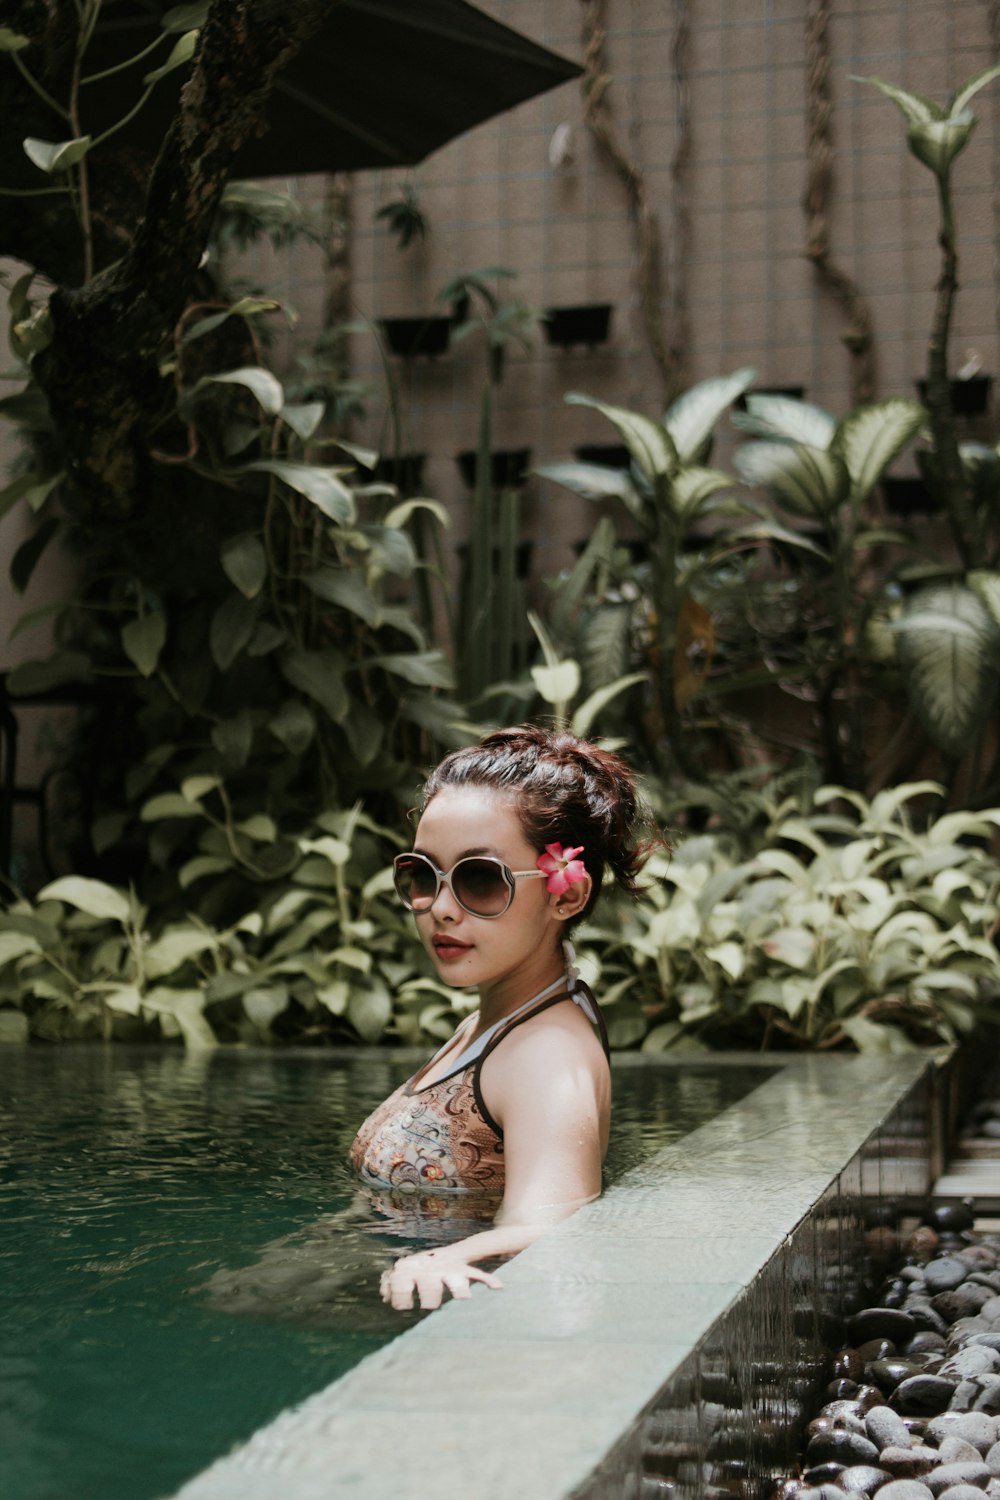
[432,934,472,961]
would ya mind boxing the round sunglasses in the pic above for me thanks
[392,852,546,919]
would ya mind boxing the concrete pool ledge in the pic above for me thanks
[172,1051,936,1500]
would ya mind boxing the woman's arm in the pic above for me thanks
[380,1016,608,1310]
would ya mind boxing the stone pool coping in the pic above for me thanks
[171,1051,935,1500]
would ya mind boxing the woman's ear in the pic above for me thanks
[551,874,592,922]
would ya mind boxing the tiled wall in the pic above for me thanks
[235,0,1000,592]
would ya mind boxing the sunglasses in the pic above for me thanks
[392,852,546,919]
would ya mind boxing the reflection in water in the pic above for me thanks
[0,1047,768,1500]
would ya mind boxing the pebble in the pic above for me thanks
[850,1309,918,1345]
[807,1431,880,1467]
[837,1467,892,1495]
[878,1446,939,1478]
[892,1374,959,1414]
[908,1334,949,1356]
[940,1438,992,1465]
[866,1407,913,1450]
[926,1414,998,1452]
[970,1338,1000,1357]
[981,1299,1000,1324]
[984,1440,1000,1475]
[938,1488,997,1500]
[873,1360,928,1393]
[924,1465,992,1495]
[929,1260,975,1293]
[873,1481,934,1500]
[834,1350,867,1382]
[942,1350,1000,1380]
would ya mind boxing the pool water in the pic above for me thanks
[0,1047,769,1500]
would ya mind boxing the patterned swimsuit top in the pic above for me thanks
[348,975,611,1196]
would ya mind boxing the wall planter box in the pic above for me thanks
[735,385,805,411]
[916,376,993,416]
[573,444,631,469]
[371,453,425,492]
[881,476,942,517]
[456,448,532,489]
[543,303,613,349]
[378,316,451,357]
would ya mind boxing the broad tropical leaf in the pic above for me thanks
[663,368,756,462]
[303,567,382,627]
[121,613,167,677]
[669,466,736,521]
[969,570,1000,627]
[220,532,267,598]
[565,393,678,480]
[831,399,925,504]
[732,394,836,449]
[23,135,92,173]
[194,367,283,416]
[209,594,257,670]
[281,649,349,721]
[572,671,646,738]
[534,460,640,504]
[734,440,849,518]
[895,582,1000,756]
[37,876,130,923]
[181,298,280,344]
[854,74,941,127]
[240,460,355,523]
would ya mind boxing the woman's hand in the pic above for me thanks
[380,1250,503,1311]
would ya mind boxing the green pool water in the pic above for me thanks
[0,1046,769,1500]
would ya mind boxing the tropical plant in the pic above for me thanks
[579,781,1000,1053]
[375,182,429,250]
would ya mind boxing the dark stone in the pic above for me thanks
[850,1310,918,1345]
[891,1374,959,1415]
[856,1386,889,1413]
[928,1260,976,1293]
[824,1401,872,1428]
[935,1288,995,1322]
[835,1350,867,1382]
[807,1431,880,1468]
[910,1306,951,1336]
[908,1335,949,1356]
[837,1468,892,1495]
[873,1359,932,1394]
[878,1446,939,1478]
[827,1380,861,1401]
[924,1207,976,1234]
[805,1464,849,1485]
[861,1339,898,1362]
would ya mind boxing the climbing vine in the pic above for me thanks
[803,0,876,403]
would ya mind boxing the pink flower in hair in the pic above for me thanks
[536,843,587,895]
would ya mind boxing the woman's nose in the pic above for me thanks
[429,877,461,920]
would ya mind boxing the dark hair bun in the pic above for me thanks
[422,724,652,919]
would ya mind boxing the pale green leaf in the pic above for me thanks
[211,709,253,767]
[102,984,142,1016]
[534,461,641,503]
[968,570,1000,627]
[895,582,1000,756]
[571,671,647,738]
[220,533,267,598]
[759,926,816,969]
[384,497,450,530]
[267,699,316,755]
[195,366,283,416]
[950,64,1000,117]
[23,135,92,174]
[144,926,215,980]
[704,941,744,980]
[243,986,290,1028]
[178,856,231,888]
[907,115,975,176]
[368,650,453,688]
[210,594,257,670]
[854,74,941,127]
[280,402,325,441]
[180,775,221,802]
[303,567,381,626]
[140,793,204,821]
[348,980,393,1042]
[181,298,281,345]
[142,987,217,1049]
[565,393,678,480]
[0,28,30,51]
[299,834,351,867]
[831,399,925,504]
[37,876,129,923]
[121,613,166,677]
[241,460,354,523]
[163,3,209,31]
[732,394,836,448]
[531,659,580,706]
[143,28,198,83]
[0,931,42,965]
[663,367,757,461]
[733,441,849,518]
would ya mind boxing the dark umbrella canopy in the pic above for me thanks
[87,0,582,175]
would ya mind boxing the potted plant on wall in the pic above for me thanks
[543,303,613,349]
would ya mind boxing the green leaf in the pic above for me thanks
[565,393,678,480]
[144,926,215,980]
[241,460,354,523]
[907,116,975,176]
[969,570,1000,627]
[195,367,283,416]
[348,980,393,1042]
[534,461,641,503]
[235,813,277,842]
[531,659,580,706]
[734,441,849,519]
[281,401,325,441]
[300,834,351,867]
[831,399,925,504]
[6,650,90,695]
[950,64,1000,117]
[367,650,453,688]
[303,567,381,627]
[267,699,316,755]
[670,466,736,520]
[10,516,59,592]
[854,74,941,128]
[143,28,198,83]
[895,582,1000,757]
[0,28,31,51]
[663,368,756,462]
[211,709,253,767]
[140,793,204,821]
[121,612,167,677]
[163,2,209,30]
[0,472,60,524]
[210,594,257,670]
[142,987,217,1050]
[281,650,348,722]
[23,135,92,174]
[181,298,280,344]
[220,532,267,599]
[732,394,837,448]
[384,497,450,530]
[759,926,816,969]
[340,700,384,766]
[243,986,290,1028]
[571,671,647,738]
[0,931,42,965]
[37,876,129,923]
[178,855,231,887]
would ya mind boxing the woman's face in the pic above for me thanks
[408,785,566,995]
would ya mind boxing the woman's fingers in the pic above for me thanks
[379,1259,504,1310]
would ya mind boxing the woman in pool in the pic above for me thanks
[350,724,649,1312]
